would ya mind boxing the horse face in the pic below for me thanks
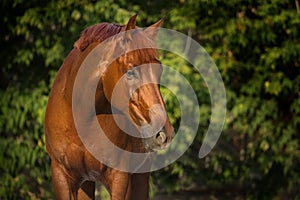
[100,16,174,151]
[101,50,174,151]
[125,59,174,151]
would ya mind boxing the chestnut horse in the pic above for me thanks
[45,15,174,200]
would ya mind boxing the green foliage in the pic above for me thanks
[152,0,300,198]
[1,0,300,199]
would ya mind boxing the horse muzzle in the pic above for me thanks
[138,104,174,151]
[143,128,173,151]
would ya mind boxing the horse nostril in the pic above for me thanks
[156,131,167,145]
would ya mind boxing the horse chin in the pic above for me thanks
[152,143,171,152]
[144,141,170,152]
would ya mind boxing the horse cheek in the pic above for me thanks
[101,71,115,102]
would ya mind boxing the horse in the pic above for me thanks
[44,15,174,200]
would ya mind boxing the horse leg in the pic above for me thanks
[130,173,150,200]
[78,181,95,200]
[110,171,131,200]
[51,159,78,200]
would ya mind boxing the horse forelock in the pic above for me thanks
[130,30,159,63]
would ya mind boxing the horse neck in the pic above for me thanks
[62,43,111,115]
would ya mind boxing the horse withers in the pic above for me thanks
[44,15,174,200]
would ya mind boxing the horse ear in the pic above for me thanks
[124,14,137,31]
[144,17,164,40]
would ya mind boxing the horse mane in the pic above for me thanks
[74,23,158,62]
[74,23,124,51]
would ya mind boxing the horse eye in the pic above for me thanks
[126,69,137,80]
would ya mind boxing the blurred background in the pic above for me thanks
[1,0,300,199]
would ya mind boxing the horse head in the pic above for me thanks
[100,15,174,151]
